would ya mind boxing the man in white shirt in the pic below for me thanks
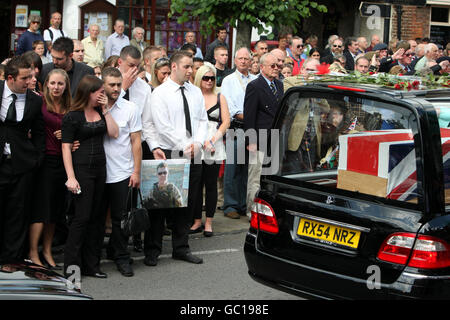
[220,47,256,219]
[144,50,207,266]
[43,12,65,62]
[102,67,142,277]
[117,45,161,252]
[105,19,130,59]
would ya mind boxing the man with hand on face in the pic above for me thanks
[144,50,208,266]
[101,67,142,277]
[119,46,162,161]
[118,45,160,252]
[39,37,94,97]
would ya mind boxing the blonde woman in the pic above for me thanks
[29,69,72,269]
[150,57,170,89]
[190,64,230,236]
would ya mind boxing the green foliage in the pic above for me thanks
[170,0,327,39]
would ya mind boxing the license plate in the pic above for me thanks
[297,218,361,249]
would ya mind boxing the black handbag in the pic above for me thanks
[121,188,150,236]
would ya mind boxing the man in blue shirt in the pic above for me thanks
[105,19,130,59]
[16,14,46,56]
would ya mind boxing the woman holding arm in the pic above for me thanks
[190,64,230,237]
[61,75,118,278]
[29,69,71,269]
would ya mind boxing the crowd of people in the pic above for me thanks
[1,11,449,281]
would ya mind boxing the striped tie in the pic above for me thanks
[270,82,277,96]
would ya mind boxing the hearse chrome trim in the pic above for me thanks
[286,210,371,233]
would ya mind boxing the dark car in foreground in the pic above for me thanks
[0,260,92,300]
[244,78,450,299]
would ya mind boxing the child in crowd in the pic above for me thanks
[33,40,50,64]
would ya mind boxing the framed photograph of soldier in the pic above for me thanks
[140,159,190,209]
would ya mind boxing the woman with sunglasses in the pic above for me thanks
[191,64,230,237]
[150,57,170,89]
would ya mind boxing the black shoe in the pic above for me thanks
[203,231,214,237]
[143,256,157,266]
[172,253,203,264]
[39,252,63,271]
[117,263,134,277]
[82,271,108,279]
[189,225,203,234]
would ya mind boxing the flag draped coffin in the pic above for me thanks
[337,128,450,202]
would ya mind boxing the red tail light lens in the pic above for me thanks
[377,233,450,269]
[250,198,279,234]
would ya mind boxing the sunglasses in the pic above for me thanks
[296,44,304,49]
[405,53,413,57]
[158,171,168,176]
[31,21,40,24]
[333,45,343,48]
[266,64,280,69]
[202,75,215,82]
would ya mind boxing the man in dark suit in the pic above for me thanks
[0,56,45,261]
[244,52,284,216]
[39,37,94,97]
[343,37,359,72]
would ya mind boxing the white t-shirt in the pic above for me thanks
[103,98,142,184]
[43,27,65,43]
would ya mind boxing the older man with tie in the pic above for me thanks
[144,50,208,266]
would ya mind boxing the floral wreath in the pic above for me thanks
[305,63,450,91]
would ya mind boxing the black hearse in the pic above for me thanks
[244,79,450,299]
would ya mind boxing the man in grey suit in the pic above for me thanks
[39,37,94,97]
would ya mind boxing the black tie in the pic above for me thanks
[6,94,17,122]
[180,86,192,137]
[123,89,130,101]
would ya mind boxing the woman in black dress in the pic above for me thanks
[61,75,118,278]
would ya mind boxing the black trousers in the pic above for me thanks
[144,151,202,259]
[64,164,106,274]
[0,159,33,261]
[105,177,137,264]
[193,162,221,220]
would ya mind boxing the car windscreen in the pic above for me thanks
[277,91,423,206]
[430,100,450,207]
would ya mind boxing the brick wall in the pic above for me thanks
[390,5,431,40]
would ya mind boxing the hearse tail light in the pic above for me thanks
[250,198,279,234]
[377,233,450,269]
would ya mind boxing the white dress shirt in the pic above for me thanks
[220,70,257,117]
[150,78,208,151]
[119,77,160,151]
[103,98,142,184]
[1,84,26,155]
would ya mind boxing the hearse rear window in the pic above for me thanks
[430,100,450,206]
[279,92,422,204]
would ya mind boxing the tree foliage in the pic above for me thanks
[170,0,327,39]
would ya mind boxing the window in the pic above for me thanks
[116,0,205,55]
[431,7,449,23]
[430,100,450,206]
[278,92,422,204]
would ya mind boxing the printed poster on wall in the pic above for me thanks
[15,5,28,28]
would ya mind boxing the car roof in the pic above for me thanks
[285,75,450,100]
